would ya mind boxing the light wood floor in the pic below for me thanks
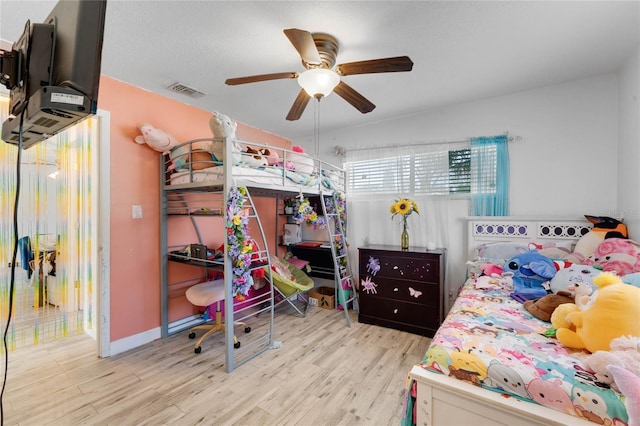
[7,269,83,351]
[3,304,431,425]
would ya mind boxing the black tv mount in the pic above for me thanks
[0,47,21,90]
[1,0,107,150]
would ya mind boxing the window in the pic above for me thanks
[346,145,497,196]
[346,155,411,195]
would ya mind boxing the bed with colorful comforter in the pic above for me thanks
[405,278,629,425]
[403,217,637,426]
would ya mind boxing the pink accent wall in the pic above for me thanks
[97,76,291,341]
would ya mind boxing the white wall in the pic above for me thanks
[313,73,620,216]
[617,44,640,238]
[299,73,621,313]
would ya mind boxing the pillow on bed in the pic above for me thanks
[537,246,572,259]
[288,151,315,175]
[622,272,640,287]
[475,242,530,264]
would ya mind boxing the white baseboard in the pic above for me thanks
[108,327,161,356]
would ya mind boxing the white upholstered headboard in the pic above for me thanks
[466,217,592,259]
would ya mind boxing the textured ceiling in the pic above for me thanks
[1,1,638,141]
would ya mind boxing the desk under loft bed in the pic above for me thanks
[160,134,352,372]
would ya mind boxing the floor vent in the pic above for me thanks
[166,82,206,99]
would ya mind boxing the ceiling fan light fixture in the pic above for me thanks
[298,68,340,98]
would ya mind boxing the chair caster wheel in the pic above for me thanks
[244,326,251,333]
[188,332,196,339]
[234,341,241,349]
[194,346,201,354]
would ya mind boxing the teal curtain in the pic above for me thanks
[470,134,509,216]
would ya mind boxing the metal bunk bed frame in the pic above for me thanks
[160,135,352,372]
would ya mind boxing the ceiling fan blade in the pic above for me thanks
[284,28,322,67]
[335,56,414,76]
[286,89,311,121]
[333,81,375,114]
[225,72,298,86]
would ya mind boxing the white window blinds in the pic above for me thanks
[346,141,497,197]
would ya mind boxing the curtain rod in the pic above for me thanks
[343,133,522,154]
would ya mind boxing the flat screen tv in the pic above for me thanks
[0,0,107,149]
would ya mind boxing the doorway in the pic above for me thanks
[0,96,108,355]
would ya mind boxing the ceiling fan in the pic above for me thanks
[225,28,414,121]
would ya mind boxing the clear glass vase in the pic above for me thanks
[401,220,409,250]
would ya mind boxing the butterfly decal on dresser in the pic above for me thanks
[409,287,422,298]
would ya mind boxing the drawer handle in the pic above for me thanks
[393,308,398,314]
[393,287,399,292]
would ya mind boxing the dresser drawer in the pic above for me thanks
[357,245,445,336]
[360,277,438,307]
[360,250,440,283]
[358,298,440,335]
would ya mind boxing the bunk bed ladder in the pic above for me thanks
[320,191,357,327]
[223,187,275,372]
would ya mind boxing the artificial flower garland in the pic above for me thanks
[293,197,327,230]
[226,186,253,297]
[325,191,347,231]
[325,191,348,269]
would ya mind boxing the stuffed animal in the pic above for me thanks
[584,237,640,276]
[555,272,640,353]
[550,302,580,331]
[548,263,600,294]
[568,281,594,310]
[566,215,628,263]
[261,147,280,166]
[503,250,557,297]
[208,111,241,165]
[242,146,268,167]
[288,145,315,174]
[585,336,640,392]
[481,263,503,277]
[523,291,575,322]
[608,365,640,426]
[134,123,187,171]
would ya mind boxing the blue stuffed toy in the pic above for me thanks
[503,250,556,298]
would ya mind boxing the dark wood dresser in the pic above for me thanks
[357,245,445,337]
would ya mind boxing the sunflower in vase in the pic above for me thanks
[390,198,419,249]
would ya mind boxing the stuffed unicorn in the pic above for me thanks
[208,111,241,165]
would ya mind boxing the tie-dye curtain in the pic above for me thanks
[0,96,96,350]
